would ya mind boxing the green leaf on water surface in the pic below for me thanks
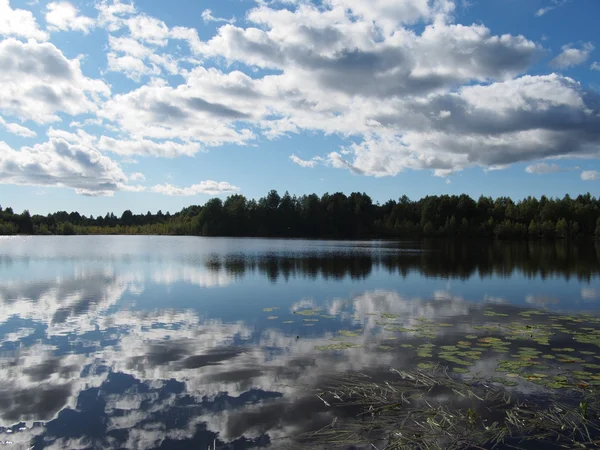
[294,308,322,316]
[581,364,600,369]
[303,319,319,322]
[338,330,361,337]
[452,367,469,374]
[282,321,295,324]
[440,345,459,351]
[545,382,568,389]
[263,307,280,312]
[492,377,518,386]
[378,345,394,350]
[417,362,435,370]
[304,323,316,327]
[381,313,399,319]
[267,316,279,320]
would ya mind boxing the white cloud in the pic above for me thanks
[326,0,455,33]
[0,0,598,189]
[0,0,49,41]
[107,52,160,81]
[592,62,600,71]
[581,170,600,181]
[150,181,241,196]
[535,0,570,17]
[97,136,202,157]
[106,35,180,81]
[0,137,127,196]
[549,42,594,69]
[0,116,37,137]
[98,69,257,145]
[129,172,145,181]
[126,14,170,46]
[46,2,95,34]
[525,162,561,174]
[96,0,135,32]
[289,154,322,168]
[0,38,110,124]
[201,9,236,24]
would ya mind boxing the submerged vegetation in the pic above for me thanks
[299,307,600,449]
[305,368,600,449]
[2,191,600,239]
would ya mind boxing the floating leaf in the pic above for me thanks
[381,313,399,319]
[338,330,361,337]
[267,316,279,320]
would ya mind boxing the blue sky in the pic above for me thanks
[0,0,599,216]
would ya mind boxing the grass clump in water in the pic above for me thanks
[302,367,600,450]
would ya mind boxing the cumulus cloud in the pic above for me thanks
[581,170,600,181]
[0,0,49,41]
[201,9,236,24]
[105,35,179,81]
[98,69,256,145]
[129,172,145,181]
[550,42,594,69]
[106,52,160,81]
[150,181,241,196]
[0,116,37,137]
[96,0,135,31]
[0,38,110,124]
[126,14,170,46]
[525,162,561,174]
[97,136,202,157]
[289,154,322,168]
[1,0,600,190]
[0,137,127,196]
[45,1,95,34]
[592,62,600,71]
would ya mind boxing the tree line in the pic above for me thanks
[2,191,600,239]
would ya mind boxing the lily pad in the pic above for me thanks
[339,330,361,337]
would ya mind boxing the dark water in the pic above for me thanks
[1,236,600,449]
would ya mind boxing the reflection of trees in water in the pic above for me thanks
[205,240,600,282]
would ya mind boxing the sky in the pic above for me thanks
[0,0,599,216]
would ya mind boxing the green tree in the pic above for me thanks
[555,218,568,239]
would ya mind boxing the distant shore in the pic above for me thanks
[2,191,599,239]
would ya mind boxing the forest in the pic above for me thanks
[1,191,600,239]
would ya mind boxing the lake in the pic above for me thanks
[1,236,600,449]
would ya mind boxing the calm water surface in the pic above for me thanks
[1,236,600,449]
